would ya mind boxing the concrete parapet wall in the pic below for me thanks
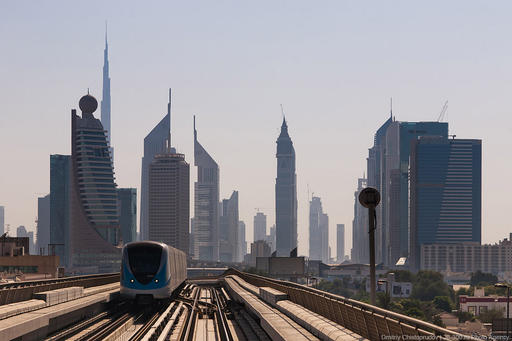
[33,286,83,306]
[259,286,288,306]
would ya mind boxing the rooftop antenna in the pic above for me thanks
[390,97,393,120]
[105,20,108,43]
[167,88,172,150]
[193,115,197,140]
[437,100,448,122]
[87,88,90,95]
[280,104,285,119]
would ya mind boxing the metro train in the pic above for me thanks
[120,241,187,300]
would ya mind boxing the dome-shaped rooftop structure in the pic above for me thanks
[79,93,98,114]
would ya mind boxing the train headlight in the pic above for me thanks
[130,279,134,283]
[154,279,159,283]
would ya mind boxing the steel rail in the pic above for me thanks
[86,311,135,341]
[129,301,171,341]
[213,287,233,341]
[180,286,200,341]
[44,300,129,341]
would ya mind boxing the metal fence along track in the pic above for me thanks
[0,272,120,304]
[226,269,479,341]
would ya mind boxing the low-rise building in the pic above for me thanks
[459,288,511,317]
[249,240,271,266]
[0,255,59,280]
[421,234,512,274]
[321,263,387,281]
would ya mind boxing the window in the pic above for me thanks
[479,306,488,315]
[468,306,476,315]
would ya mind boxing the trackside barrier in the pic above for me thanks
[0,272,119,305]
[224,269,479,341]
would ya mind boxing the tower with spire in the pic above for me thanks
[101,23,112,159]
[275,115,298,257]
[140,89,172,241]
[193,116,220,261]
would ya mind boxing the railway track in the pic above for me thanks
[45,282,267,341]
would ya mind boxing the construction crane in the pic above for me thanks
[437,100,448,122]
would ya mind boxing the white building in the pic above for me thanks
[459,288,511,317]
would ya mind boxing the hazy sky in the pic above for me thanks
[1,1,511,258]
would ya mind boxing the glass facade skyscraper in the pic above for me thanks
[367,116,449,266]
[148,153,190,254]
[193,116,220,261]
[410,137,482,271]
[50,154,70,266]
[36,194,50,255]
[117,188,137,245]
[140,90,171,241]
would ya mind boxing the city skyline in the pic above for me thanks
[2,1,511,258]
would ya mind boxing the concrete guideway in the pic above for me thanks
[226,269,481,341]
[0,270,482,340]
[0,282,119,340]
[0,273,120,305]
[225,275,367,341]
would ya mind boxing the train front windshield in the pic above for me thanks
[127,244,162,284]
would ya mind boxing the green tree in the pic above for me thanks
[433,296,453,312]
[478,308,503,323]
[411,271,451,301]
[454,311,474,323]
[470,271,498,286]
[390,270,415,283]
[432,314,446,328]
[377,292,391,310]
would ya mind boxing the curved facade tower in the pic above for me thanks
[193,116,219,261]
[275,118,298,256]
[70,93,120,273]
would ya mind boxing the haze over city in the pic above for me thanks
[2,0,512,258]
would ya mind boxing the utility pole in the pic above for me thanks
[359,187,381,306]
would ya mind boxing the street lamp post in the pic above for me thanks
[358,187,381,306]
[495,283,511,340]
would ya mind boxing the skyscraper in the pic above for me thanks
[367,114,448,266]
[117,188,137,245]
[409,137,482,271]
[140,90,171,241]
[267,224,276,252]
[275,118,297,257]
[351,177,368,264]
[193,116,220,261]
[253,212,267,242]
[50,154,71,267]
[101,26,112,159]
[238,221,247,262]
[219,191,239,263]
[148,153,190,254]
[309,197,329,263]
[337,224,345,263]
[70,93,120,273]
[0,206,4,235]
[320,213,329,263]
[309,197,322,261]
[16,226,32,254]
[36,194,50,255]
